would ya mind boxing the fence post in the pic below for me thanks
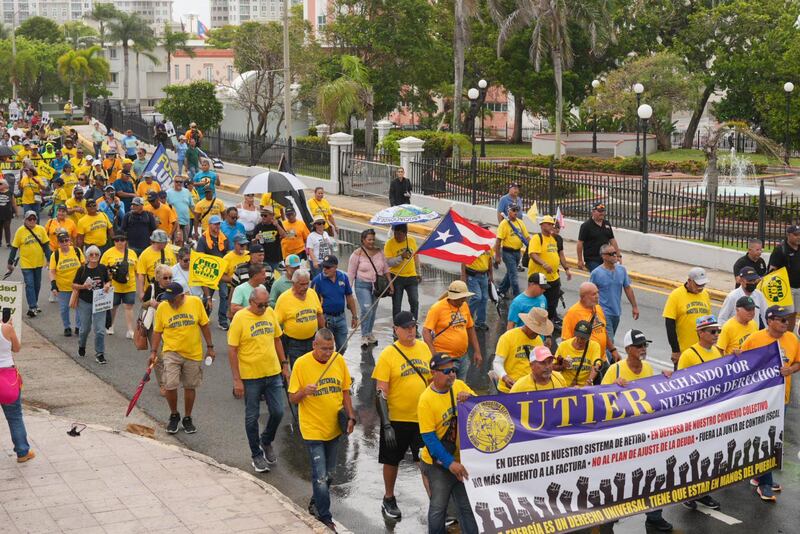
[328,132,353,195]
[398,136,425,182]
[376,119,392,149]
[548,160,556,215]
[757,179,767,243]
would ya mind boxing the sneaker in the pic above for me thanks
[166,413,181,434]
[360,338,370,348]
[218,323,229,331]
[749,478,782,492]
[182,416,197,434]
[78,346,86,357]
[64,328,72,337]
[308,498,318,518]
[48,292,56,303]
[251,453,270,473]
[682,500,697,511]
[319,519,337,532]
[95,353,107,364]
[74,327,79,335]
[262,443,277,464]
[26,310,36,318]
[757,485,776,502]
[696,495,721,510]
[645,517,673,532]
[368,335,378,346]
[381,496,402,520]
[126,330,134,339]
[106,327,114,335]
[17,450,35,463]
[445,516,458,527]
[33,308,42,315]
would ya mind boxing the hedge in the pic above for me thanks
[378,130,471,160]
[505,155,767,176]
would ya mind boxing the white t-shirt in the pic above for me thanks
[306,232,335,265]
[237,205,261,233]
[171,264,203,297]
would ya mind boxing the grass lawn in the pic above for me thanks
[650,148,800,167]
[482,143,533,157]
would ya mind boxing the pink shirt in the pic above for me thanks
[348,248,389,283]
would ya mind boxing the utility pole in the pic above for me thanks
[282,0,293,170]
[11,0,18,101]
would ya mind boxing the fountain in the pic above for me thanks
[688,147,777,196]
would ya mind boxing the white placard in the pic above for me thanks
[0,281,23,341]
[92,287,114,313]
[164,121,176,137]
[41,111,50,124]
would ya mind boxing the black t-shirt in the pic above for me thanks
[253,222,283,263]
[578,218,615,262]
[73,264,110,303]
[121,211,157,250]
[196,233,229,258]
[732,254,767,279]
[768,241,800,288]
[0,191,14,220]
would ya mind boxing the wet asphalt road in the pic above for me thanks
[10,202,799,534]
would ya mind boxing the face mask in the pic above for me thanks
[744,283,758,293]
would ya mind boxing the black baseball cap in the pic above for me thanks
[623,329,651,347]
[249,243,264,254]
[159,282,185,302]
[593,201,606,211]
[787,225,800,234]
[736,296,756,310]
[574,320,592,340]
[393,311,416,328]
[528,273,550,288]
[738,266,760,281]
[766,305,792,319]
[430,352,455,370]
[322,255,339,268]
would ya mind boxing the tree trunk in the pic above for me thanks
[69,83,74,103]
[452,0,466,160]
[552,47,563,160]
[82,84,87,107]
[122,44,129,106]
[135,52,141,104]
[683,82,714,149]
[513,96,524,144]
[365,92,374,160]
[167,56,171,85]
[703,149,719,241]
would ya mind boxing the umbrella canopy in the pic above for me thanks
[125,363,154,417]
[238,170,307,196]
[0,146,15,158]
[370,204,440,226]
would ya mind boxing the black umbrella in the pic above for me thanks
[238,170,307,195]
[0,146,15,158]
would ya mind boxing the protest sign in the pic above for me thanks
[164,121,176,137]
[42,111,50,124]
[142,143,175,190]
[459,345,785,534]
[92,288,114,313]
[188,250,227,290]
[0,282,23,341]
[759,267,793,308]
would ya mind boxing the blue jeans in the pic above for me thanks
[454,355,470,381]
[187,164,198,179]
[177,158,185,175]
[1,394,30,458]
[466,273,488,327]
[424,462,478,534]
[243,374,285,458]
[497,249,521,297]
[586,259,602,272]
[391,275,419,321]
[325,313,348,353]
[354,280,377,337]
[21,267,42,311]
[57,291,80,330]
[77,298,106,354]
[306,437,341,523]
[217,283,229,327]
[284,335,314,367]
[22,203,41,217]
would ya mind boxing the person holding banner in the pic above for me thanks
[417,352,478,534]
[493,307,551,392]
[197,215,231,328]
[493,205,527,299]
[509,345,567,392]
[555,320,604,387]
[663,267,712,369]
[562,282,618,362]
[768,225,800,331]
[72,246,111,364]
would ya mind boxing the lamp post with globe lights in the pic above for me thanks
[638,104,653,233]
[634,83,644,156]
[478,79,488,157]
[785,82,794,164]
[468,87,480,204]
[591,79,600,154]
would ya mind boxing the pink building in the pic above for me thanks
[170,49,239,86]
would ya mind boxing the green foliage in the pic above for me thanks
[502,154,753,176]
[89,3,120,48]
[0,37,71,105]
[16,16,63,43]
[379,130,471,160]
[206,25,238,49]
[295,136,327,150]
[157,82,224,132]
[307,126,318,136]
[62,21,98,48]
[352,128,378,148]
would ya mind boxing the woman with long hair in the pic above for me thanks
[347,229,393,347]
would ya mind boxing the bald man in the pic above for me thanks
[562,282,619,362]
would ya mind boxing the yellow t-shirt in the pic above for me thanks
[742,330,799,404]
[510,371,567,393]
[62,146,77,160]
[52,188,70,210]
[384,236,418,278]
[528,233,560,282]
[601,360,655,384]
[223,251,250,278]
[48,246,85,292]
[466,251,491,273]
[194,198,225,230]
[662,286,712,353]
[70,157,90,177]
[76,213,112,246]
[307,197,332,228]
[274,288,322,340]
[136,180,161,199]
[153,295,209,361]
[19,175,43,205]
[281,219,310,256]
[65,197,87,225]
[101,246,139,294]
[12,225,48,269]
[288,351,352,441]
[418,380,475,464]
[61,172,78,198]
[144,203,177,233]
[371,341,432,422]
[497,218,529,250]
[495,327,543,392]
[259,193,285,219]
[562,303,609,353]
[136,245,177,285]
[678,343,722,370]
[44,218,77,249]
[423,298,474,357]
[228,308,283,379]
[717,317,757,355]
[555,337,604,387]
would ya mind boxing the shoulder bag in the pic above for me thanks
[390,344,429,387]
[0,367,22,405]
[361,247,390,299]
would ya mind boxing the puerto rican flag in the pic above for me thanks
[197,20,209,40]
[417,210,496,263]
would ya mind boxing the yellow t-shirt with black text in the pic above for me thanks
[274,288,322,340]
[423,298,474,357]
[19,175,43,205]
[384,236,418,278]
[372,341,432,422]
[228,307,283,379]
[717,317,757,355]
[662,286,711,353]
[136,245,177,287]
[288,351,352,441]
[154,295,209,361]
[678,343,722,370]
[44,218,76,249]
[65,197,86,225]
[495,327,543,392]
[12,225,48,269]
[101,246,139,294]
[61,172,78,198]
[194,198,225,230]
[528,233,560,282]
[76,213,112,246]
[497,218,529,250]
[602,360,655,384]
[49,246,85,292]
[418,380,475,464]
[556,337,604,387]
[510,371,567,393]
[307,197,332,228]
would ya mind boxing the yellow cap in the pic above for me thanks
[539,215,556,225]
[123,158,133,165]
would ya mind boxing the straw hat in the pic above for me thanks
[519,308,554,336]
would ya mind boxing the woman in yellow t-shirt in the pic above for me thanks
[49,231,85,336]
[19,168,45,214]
[8,212,50,316]
[101,234,139,338]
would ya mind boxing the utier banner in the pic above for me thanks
[143,143,175,190]
[459,345,785,534]
[188,250,227,290]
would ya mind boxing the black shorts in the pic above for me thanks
[378,421,423,466]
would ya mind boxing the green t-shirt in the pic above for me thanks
[269,277,293,308]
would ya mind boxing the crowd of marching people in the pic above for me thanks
[2,113,799,534]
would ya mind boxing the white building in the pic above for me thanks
[115,0,173,29]
[209,0,286,27]
[0,1,172,30]
[105,42,169,106]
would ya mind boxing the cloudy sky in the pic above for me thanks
[172,0,211,26]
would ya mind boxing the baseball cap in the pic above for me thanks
[123,158,133,165]
[540,215,556,225]
[150,229,169,243]
[142,170,153,178]
[233,234,249,245]
[159,282,185,302]
[528,273,550,288]
[85,198,96,207]
[530,345,554,363]
[430,352,455,370]
[285,207,296,215]
[56,230,70,241]
[147,191,158,200]
[103,185,115,192]
[688,267,709,285]
[738,266,761,281]
[85,155,93,161]
[131,197,144,206]
[285,254,301,268]
[593,201,606,211]
[508,205,520,212]
[520,307,554,336]
[447,280,474,299]
[393,311,416,328]
[322,255,339,268]
[249,243,264,254]
[573,320,592,340]
[93,160,102,166]
[106,132,114,137]
[736,296,756,310]
[313,217,326,225]
[113,233,127,241]
[24,210,37,219]
[208,215,222,225]
[787,225,800,234]
[766,305,792,319]
[623,329,651,347]
[508,182,521,189]
[695,315,719,330]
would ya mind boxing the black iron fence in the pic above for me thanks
[410,158,799,250]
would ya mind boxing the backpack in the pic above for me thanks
[111,247,130,285]
[55,246,82,265]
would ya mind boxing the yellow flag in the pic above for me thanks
[188,250,228,290]
[35,160,54,180]
[759,267,794,308]
[526,201,539,223]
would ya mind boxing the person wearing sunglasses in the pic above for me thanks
[100,233,138,339]
[589,243,639,348]
[577,200,619,272]
[741,304,800,502]
[664,267,712,369]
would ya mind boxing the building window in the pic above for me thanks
[227,65,233,83]
[317,14,326,30]
[204,64,213,82]
[174,64,180,80]
[186,64,191,79]
[487,102,508,112]
[110,72,118,85]
[109,48,117,59]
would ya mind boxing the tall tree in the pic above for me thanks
[57,49,90,102]
[316,55,374,145]
[107,11,151,105]
[157,81,223,132]
[16,16,64,44]
[89,3,120,49]
[5,38,71,107]
[206,25,238,49]
[161,24,195,84]
[63,21,98,49]
[453,0,479,149]
[78,46,110,105]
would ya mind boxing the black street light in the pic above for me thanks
[638,103,653,234]
[784,82,794,165]
[468,87,480,205]
[478,79,488,158]
[591,79,600,154]
[634,82,644,156]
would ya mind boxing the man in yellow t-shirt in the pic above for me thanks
[227,286,289,472]
[65,188,87,226]
[493,307,550,392]
[136,171,162,199]
[101,234,139,338]
[717,296,758,355]
[372,311,432,518]
[307,187,336,234]
[422,281,482,380]
[555,320,604,387]
[416,352,478,533]
[678,315,723,370]
[281,207,310,258]
[274,269,324,366]
[510,345,568,392]
[135,230,177,296]
[144,191,177,235]
[385,223,421,323]
[76,199,112,249]
[528,215,563,320]
[44,205,77,249]
[193,188,226,231]
[8,211,49,316]
[664,267,712,369]
[287,329,355,530]
[494,205,528,298]
[49,231,85,335]
[562,282,618,360]
[150,283,215,435]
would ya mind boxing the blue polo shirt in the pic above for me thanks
[508,292,547,327]
[311,270,352,315]
[589,263,631,318]
[220,220,246,250]
[113,179,136,211]
[497,194,523,218]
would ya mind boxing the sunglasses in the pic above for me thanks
[161,276,173,280]
[602,252,618,257]
[256,303,269,309]
[703,329,721,335]
[113,238,127,242]
[435,367,456,375]
[770,317,789,323]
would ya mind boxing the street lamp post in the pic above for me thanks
[634,83,644,156]
[478,79,488,158]
[468,87,480,205]
[784,82,794,165]
[591,79,600,154]
[638,103,653,234]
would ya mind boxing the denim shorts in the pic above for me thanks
[113,291,135,306]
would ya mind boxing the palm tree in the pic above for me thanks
[89,3,119,49]
[453,0,479,149]
[57,49,91,103]
[79,46,110,105]
[107,11,151,105]
[488,0,613,159]
[63,21,98,49]
[161,24,195,84]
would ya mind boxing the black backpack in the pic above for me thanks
[111,247,130,285]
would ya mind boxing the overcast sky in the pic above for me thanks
[172,0,211,26]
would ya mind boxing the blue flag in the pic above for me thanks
[143,143,175,190]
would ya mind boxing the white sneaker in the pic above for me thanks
[106,327,114,335]
[48,291,56,303]
[126,330,134,339]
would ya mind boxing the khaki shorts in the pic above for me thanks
[162,351,203,390]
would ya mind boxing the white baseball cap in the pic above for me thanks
[688,267,709,285]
